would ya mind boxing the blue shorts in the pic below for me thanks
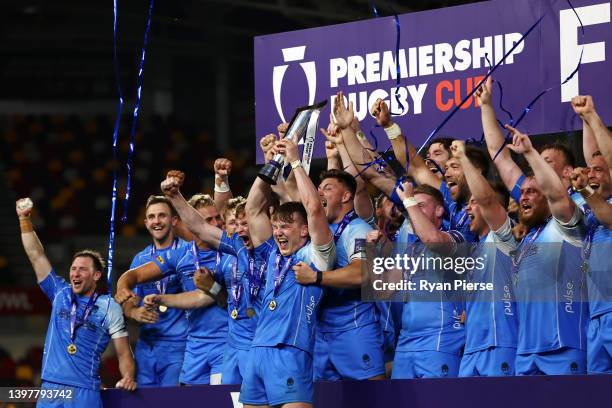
[240,345,313,406]
[135,340,185,387]
[221,345,250,385]
[382,330,396,364]
[314,323,385,380]
[515,347,586,375]
[587,312,612,374]
[179,340,225,385]
[459,346,516,377]
[37,382,100,408]
[392,350,460,379]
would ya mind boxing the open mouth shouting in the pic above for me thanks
[276,236,289,252]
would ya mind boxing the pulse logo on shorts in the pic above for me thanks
[272,46,317,123]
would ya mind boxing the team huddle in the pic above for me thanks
[16,77,612,408]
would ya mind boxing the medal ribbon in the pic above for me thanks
[70,292,99,342]
[230,259,243,310]
[334,210,358,243]
[511,218,550,280]
[247,256,267,306]
[272,253,294,298]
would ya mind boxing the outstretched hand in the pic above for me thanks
[475,75,493,107]
[505,124,533,155]
[371,98,392,128]
[333,91,355,130]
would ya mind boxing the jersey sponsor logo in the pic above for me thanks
[564,280,575,314]
[502,284,514,316]
[305,295,316,324]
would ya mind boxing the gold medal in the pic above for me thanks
[67,343,77,355]
[231,308,238,320]
[269,299,277,311]
[246,307,255,318]
[158,305,168,313]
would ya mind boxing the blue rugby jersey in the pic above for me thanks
[252,241,335,354]
[131,239,188,343]
[464,232,518,353]
[174,244,228,342]
[217,233,276,350]
[440,181,478,242]
[494,211,588,354]
[318,216,376,332]
[584,197,612,318]
[395,232,466,353]
[39,270,128,390]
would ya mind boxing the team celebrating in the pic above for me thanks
[17,76,612,407]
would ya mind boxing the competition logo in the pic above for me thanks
[272,46,317,123]
[156,255,164,265]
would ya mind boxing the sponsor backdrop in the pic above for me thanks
[102,375,609,407]
[254,0,612,162]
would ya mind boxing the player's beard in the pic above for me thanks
[518,201,550,229]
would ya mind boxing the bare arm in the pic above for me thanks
[115,262,163,304]
[476,77,523,191]
[452,141,507,230]
[113,336,137,391]
[571,167,612,228]
[370,98,441,189]
[160,170,223,248]
[396,182,455,244]
[147,290,216,309]
[213,158,233,215]
[277,139,333,246]
[507,125,575,223]
[246,178,274,248]
[572,95,612,169]
[16,199,52,283]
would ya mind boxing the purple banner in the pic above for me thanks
[254,0,612,163]
[102,375,610,407]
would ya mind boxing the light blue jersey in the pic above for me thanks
[218,234,275,350]
[318,215,376,332]
[251,241,335,354]
[39,270,128,390]
[584,197,612,318]
[494,212,588,354]
[131,238,188,344]
[464,232,518,353]
[396,232,465,354]
[175,244,228,342]
[440,181,477,242]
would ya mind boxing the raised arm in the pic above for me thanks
[476,76,523,191]
[322,121,374,220]
[395,182,455,244]
[572,95,612,169]
[277,139,333,246]
[451,140,507,230]
[333,92,400,198]
[213,158,234,215]
[370,98,441,189]
[245,177,274,248]
[571,167,612,228]
[160,170,223,248]
[506,125,575,223]
[16,198,52,283]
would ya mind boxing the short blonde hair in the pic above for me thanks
[188,193,215,209]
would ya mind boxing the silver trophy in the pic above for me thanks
[258,100,327,184]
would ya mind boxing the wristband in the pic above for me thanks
[214,175,230,193]
[402,197,418,208]
[290,160,302,169]
[384,123,402,140]
[578,185,595,199]
[315,271,323,285]
[209,282,222,297]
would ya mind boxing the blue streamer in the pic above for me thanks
[416,15,545,155]
[371,1,379,17]
[491,0,585,161]
[492,48,584,160]
[390,10,405,116]
[122,0,154,222]
[106,0,125,294]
